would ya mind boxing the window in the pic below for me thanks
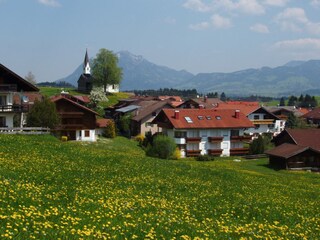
[184,116,193,123]
[254,115,260,120]
[85,130,90,137]
[206,116,212,120]
[0,116,6,127]
[174,131,187,138]
[215,116,221,120]
[268,124,275,128]
[0,95,7,105]
[254,124,260,129]
[145,122,153,127]
[197,116,204,120]
[230,129,239,137]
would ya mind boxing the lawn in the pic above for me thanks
[0,135,319,239]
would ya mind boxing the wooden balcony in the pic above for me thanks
[186,150,201,157]
[0,104,29,113]
[186,137,201,143]
[230,135,252,142]
[208,149,223,156]
[208,136,223,143]
[0,84,17,92]
[252,119,274,125]
[230,148,249,156]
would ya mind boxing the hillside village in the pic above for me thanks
[1,50,320,172]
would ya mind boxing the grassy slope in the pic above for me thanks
[0,135,319,239]
[38,87,130,108]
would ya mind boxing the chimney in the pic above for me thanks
[235,109,240,119]
[199,104,204,109]
[174,110,180,119]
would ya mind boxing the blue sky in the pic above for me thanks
[1,0,320,83]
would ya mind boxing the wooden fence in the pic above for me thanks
[0,127,50,135]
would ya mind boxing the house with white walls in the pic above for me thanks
[152,108,254,157]
[0,64,39,128]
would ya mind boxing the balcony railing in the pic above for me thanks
[230,148,249,156]
[0,105,29,113]
[186,137,201,143]
[208,136,223,143]
[0,84,17,92]
[252,119,274,125]
[186,150,201,157]
[230,135,252,142]
[208,149,223,156]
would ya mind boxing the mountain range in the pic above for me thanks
[56,51,320,97]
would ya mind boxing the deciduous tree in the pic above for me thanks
[92,48,122,93]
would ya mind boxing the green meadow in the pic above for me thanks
[0,135,319,239]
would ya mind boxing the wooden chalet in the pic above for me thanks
[51,94,98,141]
[0,63,39,128]
[302,107,320,126]
[265,129,320,170]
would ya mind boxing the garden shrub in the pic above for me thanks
[104,120,116,138]
[196,154,214,161]
[172,147,181,160]
[134,134,145,146]
[147,135,176,159]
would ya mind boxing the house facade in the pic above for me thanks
[51,94,98,141]
[153,109,254,157]
[0,64,39,128]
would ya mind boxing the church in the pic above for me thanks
[77,50,120,94]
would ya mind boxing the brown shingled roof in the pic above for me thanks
[285,128,320,150]
[265,143,314,159]
[302,107,320,120]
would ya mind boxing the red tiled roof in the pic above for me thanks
[159,109,254,129]
[302,107,320,120]
[265,143,318,159]
[158,96,183,102]
[285,129,320,150]
[13,92,43,104]
[216,101,260,116]
[96,119,113,128]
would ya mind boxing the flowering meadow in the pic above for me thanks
[0,135,319,239]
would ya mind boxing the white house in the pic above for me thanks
[0,64,39,128]
[153,109,254,157]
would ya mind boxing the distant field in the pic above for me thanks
[38,87,130,108]
[0,135,319,239]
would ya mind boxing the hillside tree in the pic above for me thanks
[26,97,60,129]
[92,48,122,93]
[279,97,285,106]
[25,71,36,85]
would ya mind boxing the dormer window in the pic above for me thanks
[215,116,221,120]
[206,116,212,120]
[197,116,204,120]
[184,116,193,123]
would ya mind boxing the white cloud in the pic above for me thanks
[250,23,270,33]
[263,0,289,7]
[189,21,210,30]
[311,0,320,7]
[183,0,210,12]
[276,8,320,35]
[213,0,265,15]
[211,14,232,28]
[38,0,60,7]
[273,38,320,50]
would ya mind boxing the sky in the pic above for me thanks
[1,0,320,83]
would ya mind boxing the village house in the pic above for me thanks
[0,63,39,128]
[105,96,177,136]
[302,107,320,126]
[214,101,285,137]
[152,108,254,157]
[51,94,99,141]
[265,129,320,170]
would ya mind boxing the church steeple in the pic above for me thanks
[83,49,91,75]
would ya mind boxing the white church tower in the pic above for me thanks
[83,49,91,75]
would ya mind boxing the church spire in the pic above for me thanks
[83,49,91,75]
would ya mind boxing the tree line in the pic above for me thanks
[280,94,318,108]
